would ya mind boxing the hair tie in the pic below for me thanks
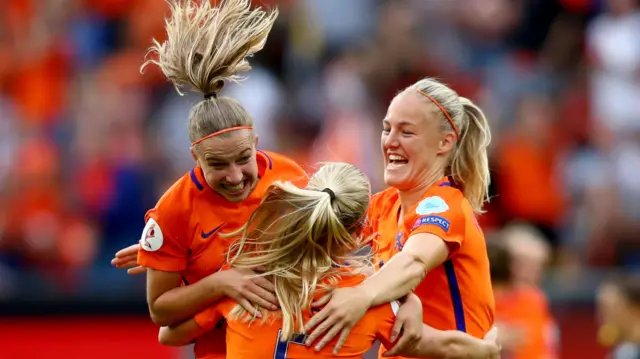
[204,92,217,100]
[322,188,336,203]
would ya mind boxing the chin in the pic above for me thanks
[383,173,408,189]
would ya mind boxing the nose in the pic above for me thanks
[225,165,244,184]
[383,130,399,149]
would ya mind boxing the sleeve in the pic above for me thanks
[137,191,192,272]
[406,195,465,254]
[374,301,401,350]
[278,156,308,188]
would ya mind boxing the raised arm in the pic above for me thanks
[304,233,450,350]
[360,233,449,305]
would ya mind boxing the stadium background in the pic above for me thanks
[0,0,639,358]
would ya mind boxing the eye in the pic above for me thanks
[237,156,251,164]
[210,162,227,169]
[382,128,390,134]
[402,131,414,136]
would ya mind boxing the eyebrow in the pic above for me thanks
[206,148,252,162]
[383,119,415,127]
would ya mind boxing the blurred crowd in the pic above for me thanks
[0,0,639,298]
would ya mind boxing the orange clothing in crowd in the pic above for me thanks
[494,286,559,359]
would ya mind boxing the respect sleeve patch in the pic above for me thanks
[412,215,451,232]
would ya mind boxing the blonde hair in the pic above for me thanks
[502,222,551,264]
[140,0,278,144]
[224,162,372,341]
[405,78,492,213]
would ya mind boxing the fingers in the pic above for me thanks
[127,266,148,275]
[251,276,275,293]
[383,333,408,357]
[115,244,139,258]
[332,327,352,355]
[389,317,405,343]
[304,308,330,334]
[243,287,278,311]
[237,298,261,318]
[313,322,343,351]
[311,293,332,308]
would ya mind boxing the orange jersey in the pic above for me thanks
[494,286,559,359]
[137,150,307,359]
[368,177,495,358]
[195,274,399,359]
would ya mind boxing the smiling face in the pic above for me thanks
[194,129,259,202]
[381,92,457,190]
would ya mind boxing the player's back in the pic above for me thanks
[217,276,397,359]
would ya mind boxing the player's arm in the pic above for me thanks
[158,317,207,347]
[305,206,461,350]
[395,326,500,359]
[147,268,229,327]
[359,232,450,306]
[138,210,228,327]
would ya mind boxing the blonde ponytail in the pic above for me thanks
[140,0,278,143]
[224,162,372,340]
[450,97,491,212]
[407,78,492,213]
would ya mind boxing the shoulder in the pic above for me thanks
[411,188,465,224]
[405,182,474,240]
[369,188,398,213]
[146,168,201,230]
[258,150,307,184]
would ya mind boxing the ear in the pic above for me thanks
[254,134,260,148]
[190,147,198,163]
[437,132,457,155]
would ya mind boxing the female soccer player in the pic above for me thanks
[303,78,496,358]
[156,162,500,359]
[116,1,309,358]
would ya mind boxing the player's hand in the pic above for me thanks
[304,286,373,354]
[111,244,148,275]
[382,293,423,357]
[218,268,279,315]
[482,327,502,359]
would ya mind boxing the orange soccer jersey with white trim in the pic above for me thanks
[195,274,399,359]
[367,177,495,359]
[137,150,307,359]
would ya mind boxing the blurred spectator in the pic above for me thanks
[0,2,638,357]
[597,274,640,358]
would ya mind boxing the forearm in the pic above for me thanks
[403,326,493,359]
[359,251,427,306]
[158,318,206,347]
[151,274,225,326]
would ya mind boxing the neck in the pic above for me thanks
[398,168,444,219]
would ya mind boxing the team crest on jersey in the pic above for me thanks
[416,196,449,215]
[140,218,163,252]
